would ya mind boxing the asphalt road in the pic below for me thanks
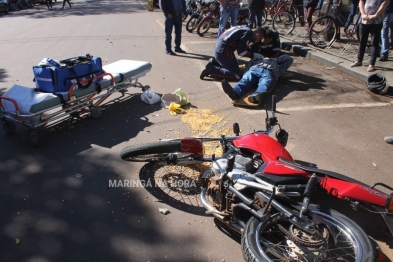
[1,1,393,261]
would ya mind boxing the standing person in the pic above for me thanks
[61,0,71,9]
[247,0,265,29]
[200,26,264,80]
[303,0,319,33]
[217,0,240,37]
[160,0,187,55]
[45,0,52,10]
[221,54,294,103]
[351,0,390,72]
[344,0,360,33]
[380,0,393,61]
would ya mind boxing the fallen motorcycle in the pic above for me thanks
[120,96,393,261]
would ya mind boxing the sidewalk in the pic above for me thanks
[272,20,393,91]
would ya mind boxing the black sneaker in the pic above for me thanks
[247,92,266,104]
[379,55,388,61]
[174,48,186,53]
[221,80,238,100]
[200,68,210,80]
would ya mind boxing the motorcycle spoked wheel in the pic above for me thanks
[144,164,208,206]
[241,204,375,262]
[197,18,212,36]
[186,16,201,32]
[120,140,192,162]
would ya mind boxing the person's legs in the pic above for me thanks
[344,0,358,31]
[218,7,230,37]
[207,50,240,79]
[164,17,174,52]
[356,23,369,63]
[248,7,256,28]
[369,23,383,66]
[390,19,393,48]
[292,0,304,24]
[232,68,261,97]
[173,16,183,50]
[253,69,275,94]
[229,6,239,27]
[255,7,264,27]
[67,0,71,8]
[380,13,393,59]
[306,6,316,32]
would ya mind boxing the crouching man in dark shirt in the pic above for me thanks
[200,26,264,80]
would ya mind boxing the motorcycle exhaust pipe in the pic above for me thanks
[200,187,244,233]
[200,187,224,219]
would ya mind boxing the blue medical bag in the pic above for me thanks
[33,55,104,93]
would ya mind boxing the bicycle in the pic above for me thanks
[271,1,306,35]
[263,0,297,24]
[309,0,361,48]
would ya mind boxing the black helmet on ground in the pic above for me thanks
[366,73,386,94]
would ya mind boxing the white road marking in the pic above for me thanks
[278,102,393,112]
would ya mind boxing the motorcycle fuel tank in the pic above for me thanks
[234,134,307,176]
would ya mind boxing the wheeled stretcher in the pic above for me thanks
[0,60,152,146]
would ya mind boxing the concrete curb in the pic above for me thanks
[281,41,393,88]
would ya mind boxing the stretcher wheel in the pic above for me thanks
[30,132,38,147]
[2,121,16,134]
[90,107,103,119]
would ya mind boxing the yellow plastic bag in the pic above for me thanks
[169,102,186,116]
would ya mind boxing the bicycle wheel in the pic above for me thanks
[309,16,337,48]
[279,3,297,20]
[272,11,295,35]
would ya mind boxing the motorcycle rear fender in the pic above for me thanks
[180,138,204,157]
[320,176,388,207]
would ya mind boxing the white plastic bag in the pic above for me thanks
[141,88,161,105]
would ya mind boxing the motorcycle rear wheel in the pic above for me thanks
[197,18,212,37]
[120,140,188,162]
[241,204,375,262]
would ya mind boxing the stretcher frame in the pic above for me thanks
[0,71,150,146]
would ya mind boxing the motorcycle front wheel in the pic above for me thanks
[197,18,212,36]
[120,140,190,162]
[241,204,375,262]
[186,16,200,32]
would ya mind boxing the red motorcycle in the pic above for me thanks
[120,96,393,261]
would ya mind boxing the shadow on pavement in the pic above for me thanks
[4,0,150,18]
[139,162,209,216]
[1,91,162,157]
[0,146,205,262]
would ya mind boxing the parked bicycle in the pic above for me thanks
[309,0,361,48]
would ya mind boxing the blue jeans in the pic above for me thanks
[233,67,275,97]
[344,0,359,30]
[381,13,393,57]
[218,6,239,37]
[248,7,264,28]
[165,16,183,52]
